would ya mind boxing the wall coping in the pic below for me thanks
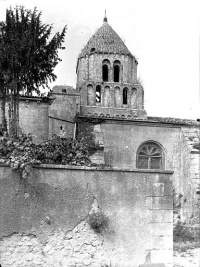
[0,163,174,174]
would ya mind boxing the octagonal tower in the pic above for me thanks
[76,15,147,119]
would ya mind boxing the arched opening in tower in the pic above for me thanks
[102,65,109,81]
[131,88,137,108]
[123,88,128,105]
[114,65,120,82]
[96,85,101,103]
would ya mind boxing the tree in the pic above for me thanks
[0,6,67,137]
[0,25,9,133]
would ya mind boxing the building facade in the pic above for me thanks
[1,14,200,267]
[1,15,200,224]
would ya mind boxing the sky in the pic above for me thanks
[0,0,199,120]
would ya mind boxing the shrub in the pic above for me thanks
[0,134,94,179]
[88,210,109,233]
[193,142,200,150]
[173,221,196,243]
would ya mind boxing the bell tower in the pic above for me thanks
[76,16,147,119]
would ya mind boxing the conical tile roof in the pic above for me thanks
[78,18,133,59]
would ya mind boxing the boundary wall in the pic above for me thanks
[0,165,173,267]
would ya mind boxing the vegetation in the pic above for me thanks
[173,221,196,243]
[0,6,66,137]
[193,142,200,150]
[0,133,95,179]
[88,210,109,233]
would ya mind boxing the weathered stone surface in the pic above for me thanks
[146,196,173,210]
[0,165,173,267]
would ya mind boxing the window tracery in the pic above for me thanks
[137,142,164,169]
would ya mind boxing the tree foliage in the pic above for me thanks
[0,6,67,136]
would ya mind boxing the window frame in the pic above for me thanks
[136,141,165,170]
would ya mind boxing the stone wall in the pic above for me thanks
[76,52,146,118]
[82,120,200,222]
[0,98,50,143]
[49,86,80,139]
[180,126,200,223]
[0,165,173,267]
[19,100,49,143]
[77,54,137,85]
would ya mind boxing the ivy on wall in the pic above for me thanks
[75,115,104,154]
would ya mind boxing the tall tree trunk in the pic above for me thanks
[8,93,14,137]
[15,84,20,137]
[0,90,7,133]
[8,81,20,138]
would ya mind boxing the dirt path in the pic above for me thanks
[173,248,200,267]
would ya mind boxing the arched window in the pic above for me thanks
[104,86,110,107]
[102,65,108,81]
[113,60,121,82]
[87,84,95,106]
[96,85,101,103]
[131,88,137,108]
[114,65,120,82]
[123,87,128,105]
[137,142,164,170]
[102,59,110,82]
[114,86,121,108]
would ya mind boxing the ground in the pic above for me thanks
[173,242,200,267]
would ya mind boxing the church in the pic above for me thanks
[1,14,200,267]
[10,15,200,224]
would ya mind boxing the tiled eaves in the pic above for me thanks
[78,114,200,126]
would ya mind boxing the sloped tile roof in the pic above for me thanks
[78,21,134,59]
[79,113,200,126]
[147,116,200,126]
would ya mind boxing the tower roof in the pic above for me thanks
[78,18,134,59]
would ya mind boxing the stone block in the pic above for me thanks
[146,196,173,210]
[151,183,164,196]
[150,249,173,264]
[148,222,172,236]
[163,182,172,196]
[151,235,173,250]
[150,210,173,223]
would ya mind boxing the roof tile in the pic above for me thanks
[78,22,133,59]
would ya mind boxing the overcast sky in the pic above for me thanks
[0,0,199,120]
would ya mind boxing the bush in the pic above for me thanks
[88,210,109,233]
[193,142,200,150]
[0,134,93,179]
[173,221,196,243]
